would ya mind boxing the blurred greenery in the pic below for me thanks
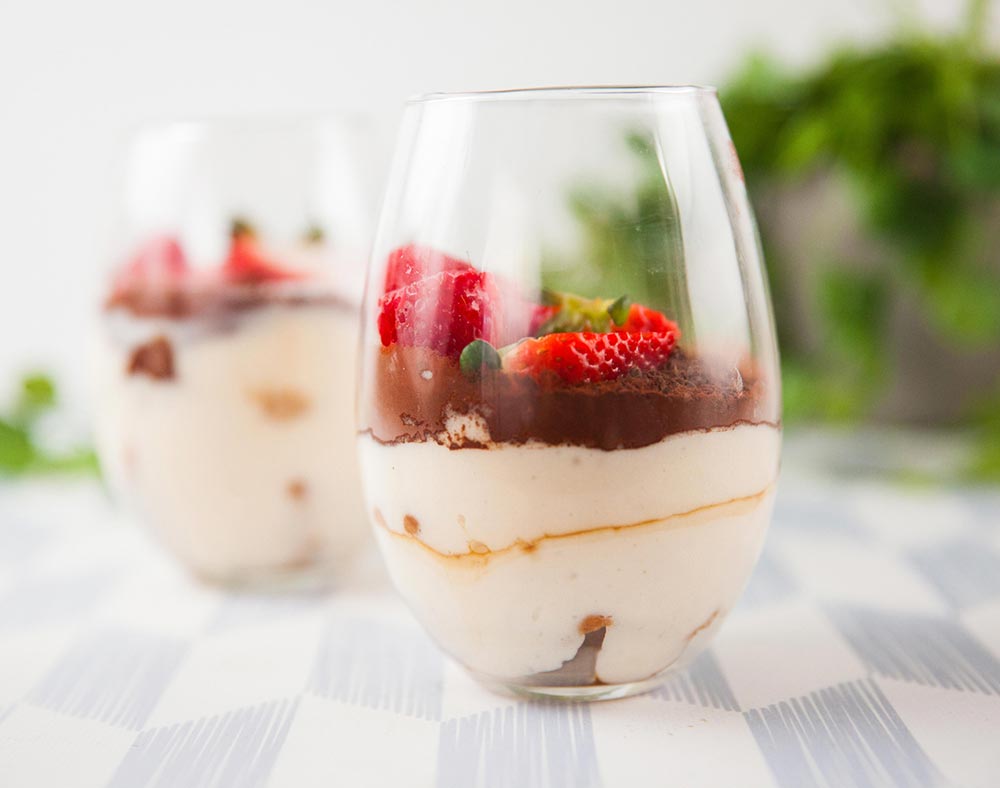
[723,0,1000,479]
[555,0,1000,481]
[0,373,98,478]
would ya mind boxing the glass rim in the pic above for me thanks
[409,84,718,104]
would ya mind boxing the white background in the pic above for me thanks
[0,0,984,418]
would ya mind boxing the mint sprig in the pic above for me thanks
[459,339,503,379]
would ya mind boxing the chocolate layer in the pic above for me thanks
[106,282,354,320]
[362,345,778,451]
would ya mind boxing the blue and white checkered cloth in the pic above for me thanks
[0,469,998,788]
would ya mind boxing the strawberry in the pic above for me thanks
[377,268,501,358]
[613,303,678,334]
[502,329,678,383]
[223,220,302,283]
[528,304,560,335]
[531,289,680,337]
[383,244,473,294]
[112,235,188,293]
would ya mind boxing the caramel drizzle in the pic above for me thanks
[376,482,775,564]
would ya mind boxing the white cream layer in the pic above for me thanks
[359,425,779,683]
[359,424,780,555]
[94,304,368,580]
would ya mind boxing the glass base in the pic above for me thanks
[471,672,670,702]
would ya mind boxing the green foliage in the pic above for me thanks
[967,379,1000,481]
[720,2,1000,481]
[724,8,1000,356]
[729,36,1000,333]
[0,373,98,478]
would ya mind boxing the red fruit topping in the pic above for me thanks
[113,235,188,292]
[383,244,473,294]
[223,223,302,283]
[528,304,560,335]
[377,268,501,359]
[613,303,679,334]
[503,330,678,384]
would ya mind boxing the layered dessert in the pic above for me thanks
[359,246,780,688]
[94,223,368,584]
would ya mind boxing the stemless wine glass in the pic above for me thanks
[93,116,380,588]
[358,87,781,699]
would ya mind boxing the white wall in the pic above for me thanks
[0,0,976,416]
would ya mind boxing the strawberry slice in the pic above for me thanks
[503,330,678,383]
[613,303,678,334]
[223,220,302,283]
[383,244,473,294]
[112,235,188,293]
[531,289,679,337]
[528,304,560,335]
[377,268,501,359]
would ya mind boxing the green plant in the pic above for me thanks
[0,373,98,477]
[722,0,1000,478]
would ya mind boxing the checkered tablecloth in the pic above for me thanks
[0,466,998,788]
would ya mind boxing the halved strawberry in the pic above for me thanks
[531,289,680,338]
[223,220,302,283]
[503,329,678,383]
[614,303,678,334]
[377,268,501,359]
[112,235,189,293]
[528,304,560,335]
[383,244,473,294]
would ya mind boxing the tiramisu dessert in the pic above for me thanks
[94,222,368,585]
[359,245,780,695]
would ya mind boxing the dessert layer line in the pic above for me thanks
[375,482,776,564]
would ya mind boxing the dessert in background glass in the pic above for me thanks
[358,87,781,699]
[94,117,379,587]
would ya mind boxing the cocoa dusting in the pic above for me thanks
[287,479,308,501]
[362,345,778,450]
[251,388,311,421]
[403,514,421,535]
[127,336,175,381]
[522,627,608,687]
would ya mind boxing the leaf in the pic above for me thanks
[0,373,98,479]
[0,418,35,472]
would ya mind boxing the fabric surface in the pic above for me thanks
[0,473,998,788]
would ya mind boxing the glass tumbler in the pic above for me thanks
[93,117,380,588]
[358,87,781,699]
